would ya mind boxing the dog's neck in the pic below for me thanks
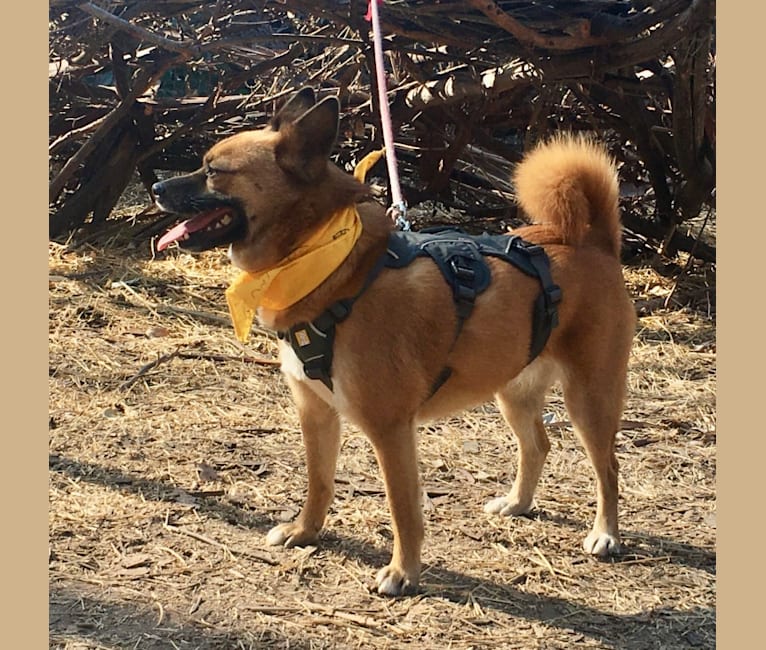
[256,198,393,331]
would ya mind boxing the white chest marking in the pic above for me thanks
[278,340,336,405]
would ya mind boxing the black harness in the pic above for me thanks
[278,228,562,394]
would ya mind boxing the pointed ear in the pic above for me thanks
[270,87,316,130]
[275,96,340,183]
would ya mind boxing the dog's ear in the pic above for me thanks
[274,96,340,183]
[271,87,316,130]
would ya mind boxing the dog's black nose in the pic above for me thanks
[152,181,165,197]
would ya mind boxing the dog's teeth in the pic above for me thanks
[221,214,232,226]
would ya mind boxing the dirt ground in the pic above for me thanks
[49,211,715,649]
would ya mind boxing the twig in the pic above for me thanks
[136,86,225,165]
[663,204,713,308]
[119,348,181,391]
[246,602,391,630]
[176,351,281,366]
[157,305,232,327]
[545,419,651,431]
[157,545,188,568]
[49,112,109,155]
[162,523,279,565]
[189,595,203,615]
[155,304,273,339]
[532,545,558,576]
[78,2,201,57]
[109,279,273,338]
[311,607,387,630]
[467,0,604,50]
[617,555,673,566]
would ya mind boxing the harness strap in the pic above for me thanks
[420,239,485,396]
[277,252,389,391]
[523,244,563,360]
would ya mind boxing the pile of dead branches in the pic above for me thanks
[49,0,715,260]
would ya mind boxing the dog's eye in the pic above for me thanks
[206,166,233,179]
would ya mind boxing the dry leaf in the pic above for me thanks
[197,462,220,482]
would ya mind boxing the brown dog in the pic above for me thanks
[153,88,635,596]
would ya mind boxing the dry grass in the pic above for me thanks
[49,219,715,649]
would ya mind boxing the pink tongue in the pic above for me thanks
[156,209,228,251]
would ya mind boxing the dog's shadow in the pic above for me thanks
[50,452,715,574]
[316,529,713,648]
[506,507,716,574]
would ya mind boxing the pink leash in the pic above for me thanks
[366,0,410,230]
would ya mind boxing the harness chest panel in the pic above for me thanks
[279,228,562,392]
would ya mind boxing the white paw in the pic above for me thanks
[265,524,292,547]
[583,531,621,557]
[483,495,533,517]
[375,565,419,597]
[265,522,317,548]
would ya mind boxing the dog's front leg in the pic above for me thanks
[266,377,340,548]
[367,420,424,596]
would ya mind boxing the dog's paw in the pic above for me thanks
[265,522,318,549]
[583,531,621,558]
[375,565,419,597]
[483,495,533,517]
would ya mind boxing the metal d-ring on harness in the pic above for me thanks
[278,228,562,394]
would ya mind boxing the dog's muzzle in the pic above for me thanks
[153,171,247,252]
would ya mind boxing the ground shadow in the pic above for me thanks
[49,453,276,534]
[51,453,715,648]
[50,585,324,650]
[50,453,715,574]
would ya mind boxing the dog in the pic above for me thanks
[152,88,636,596]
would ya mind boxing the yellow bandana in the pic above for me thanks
[225,148,386,342]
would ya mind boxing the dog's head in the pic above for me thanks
[153,87,365,271]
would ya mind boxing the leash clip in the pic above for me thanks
[387,201,411,231]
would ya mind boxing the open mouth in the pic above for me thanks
[157,206,246,252]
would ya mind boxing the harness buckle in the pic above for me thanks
[525,243,545,257]
[449,257,476,282]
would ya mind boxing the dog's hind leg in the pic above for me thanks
[365,418,424,597]
[266,377,341,548]
[560,345,630,558]
[484,358,557,517]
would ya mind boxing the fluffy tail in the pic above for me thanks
[513,134,621,257]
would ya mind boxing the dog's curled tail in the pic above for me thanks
[513,134,621,257]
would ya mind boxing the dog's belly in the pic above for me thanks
[417,355,560,423]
